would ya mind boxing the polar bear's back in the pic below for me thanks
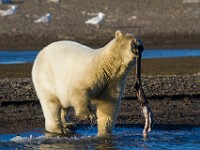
[34,40,97,70]
[44,40,95,59]
[32,41,99,99]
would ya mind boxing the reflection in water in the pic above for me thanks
[41,127,119,150]
[39,136,118,150]
[0,126,200,149]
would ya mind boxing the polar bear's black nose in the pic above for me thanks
[135,38,144,52]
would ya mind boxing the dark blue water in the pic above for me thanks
[0,51,38,64]
[0,49,200,64]
[0,126,199,149]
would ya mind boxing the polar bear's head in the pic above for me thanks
[114,30,144,58]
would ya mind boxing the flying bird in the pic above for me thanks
[0,5,17,16]
[85,12,105,28]
[34,13,52,24]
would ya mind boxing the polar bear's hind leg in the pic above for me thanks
[38,92,70,134]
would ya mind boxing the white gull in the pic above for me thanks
[34,13,52,23]
[0,5,17,16]
[47,0,60,3]
[85,12,105,28]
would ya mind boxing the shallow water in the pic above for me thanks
[0,49,200,64]
[0,51,38,64]
[0,126,199,150]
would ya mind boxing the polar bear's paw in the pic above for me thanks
[61,127,73,135]
[76,109,92,119]
[76,106,96,122]
[46,124,73,135]
[88,113,97,125]
[45,127,73,137]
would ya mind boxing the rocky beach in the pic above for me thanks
[0,0,200,134]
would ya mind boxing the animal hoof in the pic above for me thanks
[143,131,148,138]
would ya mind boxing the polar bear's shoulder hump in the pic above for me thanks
[46,40,92,51]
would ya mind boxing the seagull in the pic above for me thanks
[0,5,17,16]
[47,0,60,3]
[85,12,105,28]
[34,13,52,24]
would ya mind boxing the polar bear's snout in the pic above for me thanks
[132,38,144,56]
[132,39,143,56]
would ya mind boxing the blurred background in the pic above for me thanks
[0,0,199,49]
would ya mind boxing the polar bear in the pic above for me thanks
[32,30,143,136]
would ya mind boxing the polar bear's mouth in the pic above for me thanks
[132,38,144,56]
[132,49,139,56]
[134,38,144,52]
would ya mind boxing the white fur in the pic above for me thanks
[32,31,137,136]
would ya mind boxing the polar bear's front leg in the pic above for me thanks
[96,99,120,136]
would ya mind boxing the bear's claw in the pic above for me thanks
[61,127,73,135]
[88,114,97,125]
[45,127,73,137]
[63,122,76,130]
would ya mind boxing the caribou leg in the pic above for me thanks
[135,78,153,137]
[135,50,153,138]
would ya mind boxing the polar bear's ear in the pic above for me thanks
[115,30,123,39]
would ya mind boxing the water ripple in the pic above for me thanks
[0,126,199,150]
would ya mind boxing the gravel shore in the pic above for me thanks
[1,74,200,102]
